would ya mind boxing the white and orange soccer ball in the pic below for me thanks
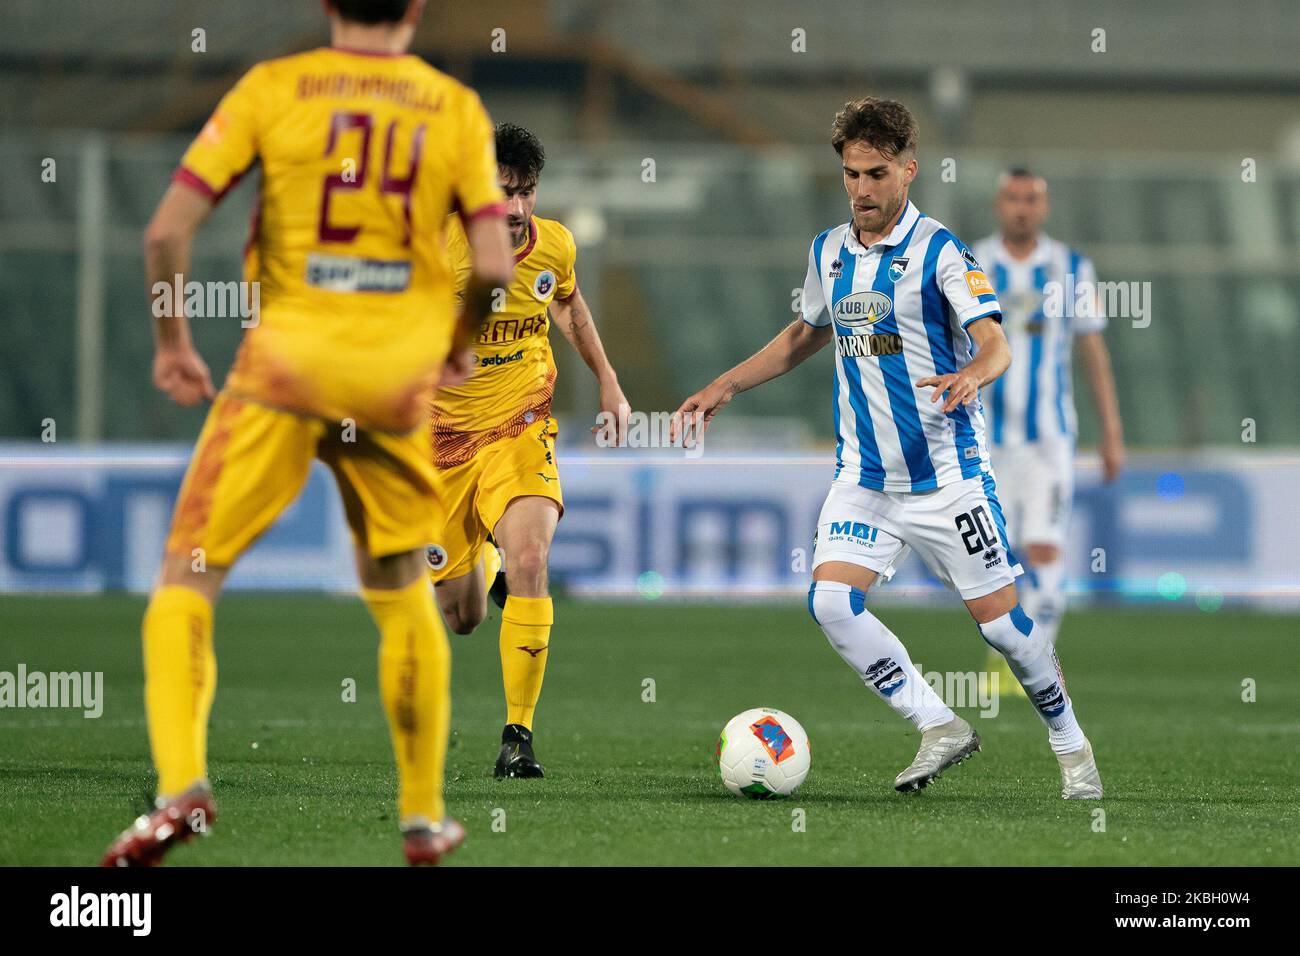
[716,707,811,799]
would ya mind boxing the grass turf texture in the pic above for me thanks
[1,594,1296,866]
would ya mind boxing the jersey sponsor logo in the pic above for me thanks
[828,520,880,547]
[475,349,524,368]
[964,270,994,297]
[749,715,795,763]
[479,312,547,344]
[983,547,1002,569]
[828,257,844,279]
[888,257,910,282]
[532,270,556,300]
[834,290,892,327]
[305,253,412,293]
[961,246,982,270]
[835,331,903,358]
[865,657,908,697]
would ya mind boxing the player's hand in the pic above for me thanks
[915,370,980,414]
[153,342,215,406]
[1100,432,1125,483]
[591,377,631,444]
[438,348,475,389]
[670,380,733,447]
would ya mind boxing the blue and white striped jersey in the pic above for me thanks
[801,201,1003,493]
[971,234,1107,449]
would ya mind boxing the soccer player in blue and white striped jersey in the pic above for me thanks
[973,170,1125,658]
[674,99,1102,799]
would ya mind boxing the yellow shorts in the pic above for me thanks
[166,392,441,567]
[427,416,564,581]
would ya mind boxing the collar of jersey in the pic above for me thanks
[513,217,538,263]
[843,200,920,256]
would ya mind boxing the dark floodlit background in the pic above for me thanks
[1,0,1298,601]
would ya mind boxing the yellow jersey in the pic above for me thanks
[175,46,505,432]
[431,214,577,466]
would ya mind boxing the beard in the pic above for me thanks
[853,193,903,234]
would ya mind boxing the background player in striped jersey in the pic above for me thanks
[428,123,628,778]
[675,99,1102,799]
[973,170,1124,680]
[103,0,513,866]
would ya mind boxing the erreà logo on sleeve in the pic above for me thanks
[49,886,151,936]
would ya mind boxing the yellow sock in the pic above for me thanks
[363,579,451,825]
[499,595,553,729]
[142,585,216,799]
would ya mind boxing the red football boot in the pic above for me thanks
[402,817,466,866]
[101,785,217,867]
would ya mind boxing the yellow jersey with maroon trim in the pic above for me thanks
[174,46,505,432]
[430,214,576,466]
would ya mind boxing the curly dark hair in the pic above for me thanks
[830,98,918,160]
[495,123,546,188]
[330,0,411,24]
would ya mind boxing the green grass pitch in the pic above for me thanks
[1,594,1296,866]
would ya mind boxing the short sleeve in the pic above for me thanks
[174,65,266,202]
[454,90,506,221]
[442,214,474,301]
[937,238,1001,329]
[801,239,829,327]
[555,223,578,299]
[1070,254,1108,335]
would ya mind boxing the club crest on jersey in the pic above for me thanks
[425,544,448,571]
[532,270,556,300]
[888,257,909,282]
[834,290,892,328]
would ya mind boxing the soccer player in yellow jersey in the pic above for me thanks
[102,0,513,867]
[427,124,628,778]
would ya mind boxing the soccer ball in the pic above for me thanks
[716,707,811,799]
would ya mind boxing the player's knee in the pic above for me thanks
[978,603,1046,665]
[156,554,225,605]
[807,580,869,627]
[504,544,548,595]
[1026,543,1061,566]
[440,596,486,635]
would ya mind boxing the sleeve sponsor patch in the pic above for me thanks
[964,270,994,297]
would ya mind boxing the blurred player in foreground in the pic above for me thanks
[427,123,627,778]
[103,0,512,866]
[973,170,1124,695]
[674,99,1102,799]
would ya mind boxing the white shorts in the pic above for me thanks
[990,443,1073,548]
[812,473,1023,600]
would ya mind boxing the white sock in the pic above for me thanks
[808,581,955,731]
[978,605,1085,754]
[1026,558,1066,646]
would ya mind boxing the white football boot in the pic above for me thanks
[894,716,980,792]
[1057,739,1104,799]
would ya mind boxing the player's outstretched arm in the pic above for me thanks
[1077,331,1125,482]
[671,317,832,442]
[549,288,630,441]
[915,315,1011,414]
[144,183,217,406]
